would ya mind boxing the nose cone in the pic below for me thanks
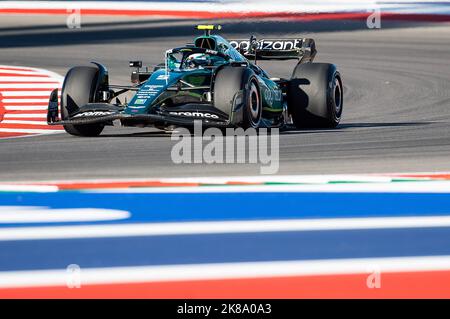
[126,70,181,114]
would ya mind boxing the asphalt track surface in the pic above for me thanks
[0,16,450,181]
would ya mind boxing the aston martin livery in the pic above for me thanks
[47,25,343,136]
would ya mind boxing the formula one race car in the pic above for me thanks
[47,25,343,136]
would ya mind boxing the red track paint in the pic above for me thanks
[2,117,47,121]
[0,10,449,22]
[0,132,32,138]
[0,88,59,92]
[2,102,51,106]
[1,270,449,299]
[225,181,263,186]
[6,110,48,114]
[0,123,62,130]
[0,92,4,123]
[394,174,450,180]
[56,181,201,189]
[2,95,57,100]
[0,73,50,78]
[0,67,37,72]
[0,82,60,84]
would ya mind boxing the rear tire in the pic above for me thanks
[288,63,343,128]
[214,66,261,128]
[61,66,104,136]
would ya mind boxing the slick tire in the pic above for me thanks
[61,66,104,137]
[214,66,262,128]
[288,63,343,128]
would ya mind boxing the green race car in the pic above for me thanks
[47,25,343,136]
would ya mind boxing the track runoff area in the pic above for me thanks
[0,173,450,298]
[1,65,450,297]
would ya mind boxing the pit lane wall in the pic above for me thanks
[0,0,449,19]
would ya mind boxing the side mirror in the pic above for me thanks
[238,42,249,54]
[217,43,227,53]
[129,61,142,68]
[237,36,258,55]
[249,36,258,53]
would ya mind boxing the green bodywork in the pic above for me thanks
[125,34,284,121]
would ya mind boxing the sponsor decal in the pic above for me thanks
[134,99,147,105]
[205,49,219,55]
[230,39,302,52]
[144,84,164,90]
[73,111,114,118]
[264,89,273,106]
[169,111,219,119]
[137,85,164,98]
[263,88,282,106]
[130,85,165,108]
[156,74,170,81]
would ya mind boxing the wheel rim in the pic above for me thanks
[248,82,261,127]
[333,78,342,116]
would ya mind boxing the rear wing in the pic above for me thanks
[229,38,316,63]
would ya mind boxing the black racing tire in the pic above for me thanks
[61,66,104,137]
[213,66,262,128]
[288,63,343,128]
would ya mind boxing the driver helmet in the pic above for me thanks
[184,53,210,69]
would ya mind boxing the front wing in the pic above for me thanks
[47,90,230,128]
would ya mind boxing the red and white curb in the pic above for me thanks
[0,65,63,139]
[1,172,450,192]
[0,1,449,20]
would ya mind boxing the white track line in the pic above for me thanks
[0,207,130,223]
[0,77,53,82]
[8,173,441,185]
[156,174,412,184]
[8,175,399,185]
[3,99,50,103]
[0,185,58,192]
[86,181,450,193]
[3,114,47,119]
[4,106,51,111]
[1,120,48,125]
[0,65,63,80]
[1,216,450,241]
[1,91,58,97]
[0,70,49,76]
[1,255,450,288]
[0,84,60,89]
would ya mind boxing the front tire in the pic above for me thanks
[288,63,343,128]
[213,66,261,128]
[244,80,262,128]
[61,65,104,137]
